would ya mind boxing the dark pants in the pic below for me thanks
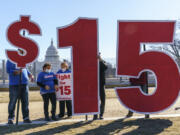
[8,85,29,120]
[100,84,106,116]
[42,93,56,118]
[94,83,106,118]
[59,100,72,117]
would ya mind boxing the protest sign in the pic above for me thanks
[56,73,72,101]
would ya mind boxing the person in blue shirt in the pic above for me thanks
[37,63,58,121]
[6,49,34,125]
[57,62,72,118]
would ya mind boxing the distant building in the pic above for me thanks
[35,39,61,74]
[177,19,180,30]
[105,62,116,78]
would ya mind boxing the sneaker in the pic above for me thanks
[67,115,72,119]
[126,111,133,118]
[145,114,150,119]
[23,119,32,123]
[58,114,64,118]
[99,116,104,120]
[51,116,58,121]
[8,120,13,125]
[93,115,98,120]
[45,117,51,121]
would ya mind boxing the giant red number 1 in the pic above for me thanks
[57,18,99,115]
[116,21,180,113]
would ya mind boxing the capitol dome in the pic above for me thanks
[45,39,60,62]
[35,39,61,74]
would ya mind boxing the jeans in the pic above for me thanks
[41,93,56,118]
[8,85,29,120]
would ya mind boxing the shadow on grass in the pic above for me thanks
[77,118,172,135]
[0,120,93,135]
[0,116,69,135]
[0,118,172,135]
[0,123,45,135]
[27,121,93,135]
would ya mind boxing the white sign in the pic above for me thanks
[56,73,72,101]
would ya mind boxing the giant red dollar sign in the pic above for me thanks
[6,16,41,68]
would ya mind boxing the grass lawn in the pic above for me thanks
[1,88,180,135]
[0,89,125,123]
[0,89,117,103]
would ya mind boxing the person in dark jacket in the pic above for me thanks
[93,54,108,120]
[37,63,58,121]
[57,62,72,118]
[6,49,34,125]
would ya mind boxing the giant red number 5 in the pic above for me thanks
[116,21,180,113]
[57,18,99,115]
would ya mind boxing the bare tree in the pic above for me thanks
[149,39,180,67]
[161,40,180,67]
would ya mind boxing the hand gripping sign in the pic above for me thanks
[56,73,72,101]
[116,21,180,113]
[6,16,41,68]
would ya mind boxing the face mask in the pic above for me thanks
[62,68,66,72]
[45,69,51,73]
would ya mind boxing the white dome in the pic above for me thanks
[45,39,60,61]
[35,39,61,74]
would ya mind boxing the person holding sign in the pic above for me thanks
[56,62,72,118]
[6,49,34,125]
[37,63,58,121]
[93,53,108,120]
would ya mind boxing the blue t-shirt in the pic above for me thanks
[57,69,71,74]
[37,71,57,94]
[6,60,31,85]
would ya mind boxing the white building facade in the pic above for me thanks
[35,40,61,74]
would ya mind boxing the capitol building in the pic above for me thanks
[35,39,61,74]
